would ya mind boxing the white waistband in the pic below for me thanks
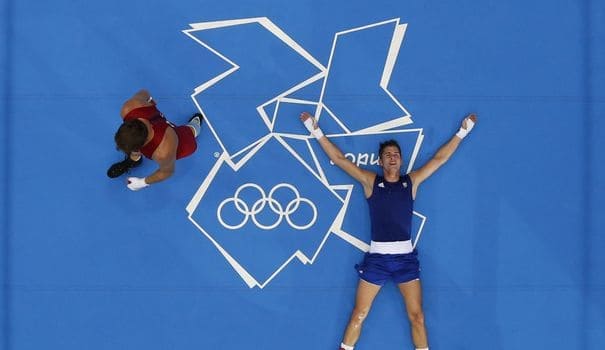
[369,240,413,254]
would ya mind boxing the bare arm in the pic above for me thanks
[125,128,177,191]
[409,114,477,198]
[300,112,375,197]
[120,89,156,118]
[144,128,178,184]
[144,157,175,184]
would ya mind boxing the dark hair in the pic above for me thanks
[378,139,401,157]
[115,119,148,154]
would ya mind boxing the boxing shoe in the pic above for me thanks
[107,155,142,178]
[188,112,203,137]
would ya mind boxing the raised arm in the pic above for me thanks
[300,112,376,197]
[120,89,156,118]
[409,114,477,197]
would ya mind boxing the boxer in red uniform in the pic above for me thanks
[107,89,202,191]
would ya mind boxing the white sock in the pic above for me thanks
[416,347,429,350]
[188,118,201,138]
[340,343,354,350]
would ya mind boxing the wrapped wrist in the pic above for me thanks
[303,117,324,139]
[455,128,468,139]
[455,118,475,139]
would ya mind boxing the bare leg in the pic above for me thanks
[398,279,428,348]
[342,279,382,346]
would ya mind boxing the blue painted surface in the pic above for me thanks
[1,0,604,349]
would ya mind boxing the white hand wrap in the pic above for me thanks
[127,177,149,191]
[303,117,324,139]
[456,117,475,139]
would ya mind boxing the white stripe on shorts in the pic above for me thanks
[369,240,413,254]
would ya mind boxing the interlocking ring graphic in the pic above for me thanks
[217,183,318,230]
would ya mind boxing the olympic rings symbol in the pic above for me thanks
[217,183,318,230]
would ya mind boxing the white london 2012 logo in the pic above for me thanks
[185,18,427,288]
[217,183,318,230]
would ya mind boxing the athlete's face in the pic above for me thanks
[379,146,402,171]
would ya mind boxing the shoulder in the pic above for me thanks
[158,127,178,153]
[408,170,420,185]
[361,172,379,198]
[121,100,154,119]
[364,171,378,187]
[152,137,177,164]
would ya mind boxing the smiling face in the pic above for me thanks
[378,139,403,174]
[379,145,402,172]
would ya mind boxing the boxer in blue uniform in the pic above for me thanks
[300,112,477,350]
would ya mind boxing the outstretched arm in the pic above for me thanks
[409,114,477,198]
[120,89,156,118]
[300,112,375,197]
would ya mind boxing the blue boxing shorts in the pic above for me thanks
[355,250,420,286]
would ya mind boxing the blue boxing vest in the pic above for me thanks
[367,174,414,242]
